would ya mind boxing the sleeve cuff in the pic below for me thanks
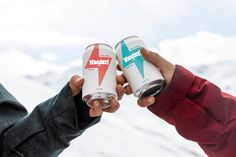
[148,65,195,117]
[74,91,101,130]
[50,83,100,134]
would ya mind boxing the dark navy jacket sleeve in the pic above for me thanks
[0,83,100,157]
[0,84,28,133]
[0,84,28,156]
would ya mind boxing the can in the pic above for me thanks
[115,36,165,98]
[82,43,117,108]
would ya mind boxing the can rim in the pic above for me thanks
[115,36,139,49]
[85,43,113,51]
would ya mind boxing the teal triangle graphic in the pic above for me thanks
[121,41,144,78]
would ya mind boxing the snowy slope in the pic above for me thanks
[2,60,236,157]
[190,60,236,95]
[0,74,56,113]
[25,66,214,157]
[0,75,206,157]
[60,97,206,157]
[25,66,82,91]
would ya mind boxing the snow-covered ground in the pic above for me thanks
[3,59,236,157]
[25,59,236,157]
[1,66,210,157]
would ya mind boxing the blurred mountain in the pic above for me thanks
[26,60,236,95]
[25,66,82,91]
[190,60,236,95]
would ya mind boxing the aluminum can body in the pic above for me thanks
[82,43,117,108]
[115,36,165,98]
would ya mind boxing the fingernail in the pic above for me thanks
[77,78,84,88]
[76,77,82,82]
[148,97,155,104]
[111,98,117,105]
[94,101,99,107]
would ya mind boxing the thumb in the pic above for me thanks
[69,75,84,96]
[140,48,173,73]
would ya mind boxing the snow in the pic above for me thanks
[0,74,56,113]
[2,68,210,157]
[0,66,208,157]
[1,32,236,157]
[60,96,206,157]
[39,60,236,157]
[190,60,236,95]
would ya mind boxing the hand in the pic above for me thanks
[69,75,121,117]
[116,48,175,107]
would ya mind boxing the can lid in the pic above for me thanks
[115,36,139,49]
[85,43,113,51]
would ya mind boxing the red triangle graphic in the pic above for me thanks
[85,44,112,86]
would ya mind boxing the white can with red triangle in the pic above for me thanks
[82,43,117,108]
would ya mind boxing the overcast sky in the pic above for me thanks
[0,0,236,65]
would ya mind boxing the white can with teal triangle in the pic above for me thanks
[115,36,165,98]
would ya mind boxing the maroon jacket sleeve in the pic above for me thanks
[148,65,236,157]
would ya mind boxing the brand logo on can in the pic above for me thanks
[89,59,110,65]
[121,41,144,78]
[85,44,112,86]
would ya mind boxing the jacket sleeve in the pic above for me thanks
[2,83,100,157]
[0,84,28,156]
[0,84,28,133]
[148,65,236,157]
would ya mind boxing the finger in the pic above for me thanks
[140,48,176,85]
[137,96,155,107]
[89,100,103,117]
[124,85,133,95]
[116,85,125,100]
[70,75,84,96]
[116,73,127,85]
[103,98,120,113]
[116,64,122,71]
[140,48,174,73]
